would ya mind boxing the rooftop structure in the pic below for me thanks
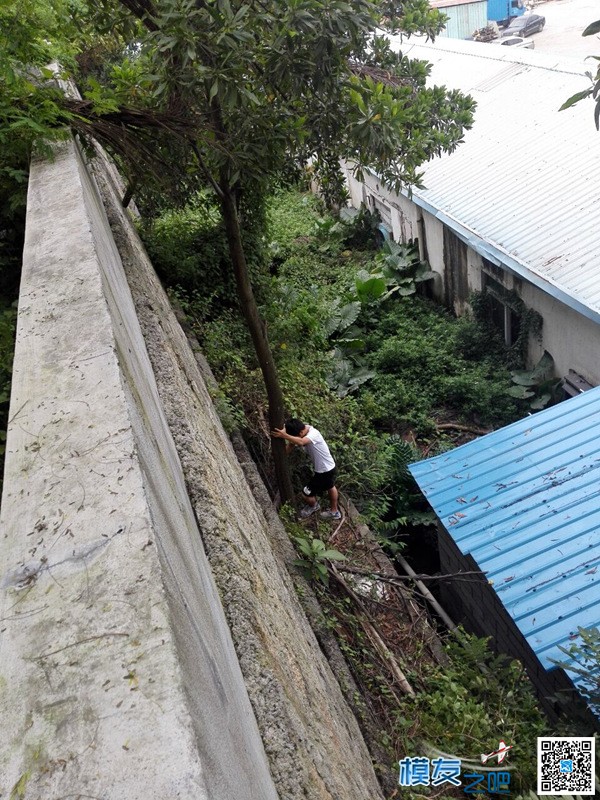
[409,385,600,715]
[389,37,600,324]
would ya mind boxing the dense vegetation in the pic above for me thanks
[142,186,559,794]
[143,188,526,529]
[0,205,24,502]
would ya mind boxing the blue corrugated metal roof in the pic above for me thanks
[408,387,600,701]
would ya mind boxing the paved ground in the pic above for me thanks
[526,0,599,61]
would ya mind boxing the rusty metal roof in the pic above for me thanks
[408,386,600,706]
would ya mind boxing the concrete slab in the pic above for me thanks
[523,0,598,60]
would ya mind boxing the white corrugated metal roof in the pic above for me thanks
[388,37,600,320]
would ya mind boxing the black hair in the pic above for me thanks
[285,418,305,437]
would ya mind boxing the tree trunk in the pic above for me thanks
[219,184,295,505]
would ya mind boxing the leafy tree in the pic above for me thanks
[560,20,600,127]
[0,1,74,216]
[4,0,476,502]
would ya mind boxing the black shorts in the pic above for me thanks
[303,468,337,497]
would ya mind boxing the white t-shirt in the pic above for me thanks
[304,426,335,473]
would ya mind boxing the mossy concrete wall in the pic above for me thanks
[0,139,278,800]
[0,137,384,800]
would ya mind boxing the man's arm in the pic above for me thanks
[271,427,311,447]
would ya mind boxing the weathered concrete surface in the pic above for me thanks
[92,149,386,800]
[0,139,279,800]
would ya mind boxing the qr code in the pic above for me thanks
[538,737,595,795]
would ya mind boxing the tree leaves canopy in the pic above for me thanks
[5,0,475,206]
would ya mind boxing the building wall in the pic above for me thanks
[437,0,488,39]
[519,283,600,388]
[343,165,600,387]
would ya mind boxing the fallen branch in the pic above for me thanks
[329,563,415,697]
[337,564,486,584]
[436,422,491,436]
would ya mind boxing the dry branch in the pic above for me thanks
[436,422,491,435]
[329,563,415,697]
[338,563,486,584]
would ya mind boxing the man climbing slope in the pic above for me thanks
[271,418,341,520]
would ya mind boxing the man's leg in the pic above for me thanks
[327,486,339,513]
[299,480,320,517]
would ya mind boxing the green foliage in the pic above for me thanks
[453,310,506,363]
[5,0,474,214]
[340,204,381,250]
[291,529,346,586]
[378,0,448,37]
[553,626,600,719]
[402,629,550,794]
[371,434,435,539]
[154,188,530,526]
[2,0,476,504]
[268,191,322,259]
[141,190,270,309]
[326,349,375,399]
[364,300,521,433]
[559,19,600,129]
[142,200,232,307]
[315,581,549,796]
[0,0,79,215]
[373,238,437,298]
[469,286,543,368]
[507,351,563,411]
[0,303,17,501]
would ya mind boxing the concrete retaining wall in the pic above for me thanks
[91,146,385,800]
[0,138,384,799]
[0,139,278,800]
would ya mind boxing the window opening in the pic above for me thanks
[482,272,521,347]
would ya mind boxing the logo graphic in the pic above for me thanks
[481,741,513,765]
[399,740,513,794]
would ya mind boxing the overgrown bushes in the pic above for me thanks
[0,203,24,504]
[140,186,571,794]
[141,188,532,532]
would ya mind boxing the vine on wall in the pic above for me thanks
[471,285,543,367]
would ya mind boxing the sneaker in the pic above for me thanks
[299,502,320,519]
[320,509,342,520]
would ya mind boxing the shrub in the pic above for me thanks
[401,630,550,795]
